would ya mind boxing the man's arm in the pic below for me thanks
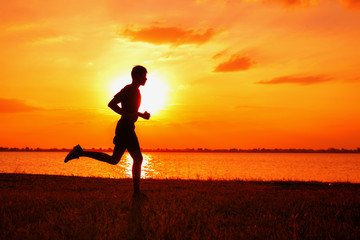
[108,98,150,121]
[108,98,138,122]
[108,98,125,115]
[138,111,150,120]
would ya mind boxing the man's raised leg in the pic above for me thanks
[80,148,124,165]
[65,144,125,165]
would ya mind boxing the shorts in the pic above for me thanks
[113,121,140,152]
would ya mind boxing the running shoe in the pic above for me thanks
[64,144,83,163]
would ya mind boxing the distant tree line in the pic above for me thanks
[1,147,360,153]
[143,147,360,153]
[0,147,112,152]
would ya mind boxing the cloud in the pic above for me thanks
[263,0,320,7]
[214,55,255,72]
[265,0,359,10]
[120,26,215,45]
[339,0,360,9]
[0,98,42,113]
[257,75,332,85]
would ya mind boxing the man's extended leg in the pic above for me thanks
[129,149,143,195]
[80,148,125,165]
[65,144,125,165]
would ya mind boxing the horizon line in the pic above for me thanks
[1,147,360,153]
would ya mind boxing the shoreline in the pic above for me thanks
[2,147,360,153]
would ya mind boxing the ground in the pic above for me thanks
[1,173,359,239]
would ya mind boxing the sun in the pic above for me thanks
[139,72,168,115]
[108,72,168,116]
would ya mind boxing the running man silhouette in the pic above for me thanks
[65,65,150,198]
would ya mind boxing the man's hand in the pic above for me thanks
[138,111,150,120]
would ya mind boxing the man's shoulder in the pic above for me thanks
[121,84,131,90]
[116,84,131,95]
[115,84,138,98]
[122,84,139,94]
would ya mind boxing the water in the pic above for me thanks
[0,152,359,183]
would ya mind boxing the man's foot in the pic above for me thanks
[64,145,83,163]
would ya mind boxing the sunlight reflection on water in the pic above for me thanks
[1,152,360,182]
[114,153,160,179]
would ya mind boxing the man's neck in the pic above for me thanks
[130,82,140,88]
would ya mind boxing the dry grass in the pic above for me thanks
[1,173,359,240]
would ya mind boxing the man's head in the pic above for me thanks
[131,65,147,86]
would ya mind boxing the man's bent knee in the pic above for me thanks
[109,157,120,165]
[109,150,123,165]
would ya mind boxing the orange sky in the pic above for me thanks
[1,0,360,149]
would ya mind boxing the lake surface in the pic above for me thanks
[0,152,359,183]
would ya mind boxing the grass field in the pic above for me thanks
[1,173,359,239]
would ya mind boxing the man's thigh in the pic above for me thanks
[128,149,143,163]
[112,147,125,160]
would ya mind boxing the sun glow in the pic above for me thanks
[108,72,168,116]
[139,72,168,116]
